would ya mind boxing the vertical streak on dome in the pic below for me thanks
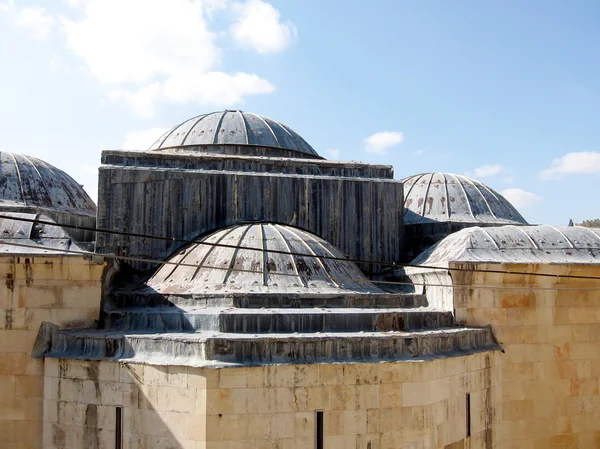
[421,173,434,218]
[442,173,451,219]
[251,113,281,147]
[512,225,540,249]
[270,224,307,287]
[190,226,239,283]
[236,110,250,145]
[402,173,427,216]
[180,114,209,147]
[7,153,26,205]
[462,176,497,220]
[448,173,474,220]
[20,154,53,208]
[260,223,268,287]
[278,122,317,156]
[298,228,344,288]
[212,111,227,145]
[222,224,253,285]
[283,225,337,287]
[150,123,181,150]
[478,228,501,250]
[547,225,576,249]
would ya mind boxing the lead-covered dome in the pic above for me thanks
[148,222,382,295]
[0,152,96,216]
[402,173,527,226]
[149,110,320,158]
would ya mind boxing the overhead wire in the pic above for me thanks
[3,239,600,292]
[1,213,600,282]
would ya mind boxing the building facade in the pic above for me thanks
[0,111,598,448]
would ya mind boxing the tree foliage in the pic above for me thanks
[578,219,600,228]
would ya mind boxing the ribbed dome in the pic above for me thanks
[402,173,527,226]
[149,110,319,158]
[148,223,382,295]
[0,152,96,216]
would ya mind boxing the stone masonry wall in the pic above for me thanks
[452,262,600,449]
[44,352,501,449]
[0,255,105,449]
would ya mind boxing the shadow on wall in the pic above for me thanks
[45,359,205,448]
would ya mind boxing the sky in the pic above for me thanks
[0,0,598,226]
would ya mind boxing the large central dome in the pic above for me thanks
[149,110,320,158]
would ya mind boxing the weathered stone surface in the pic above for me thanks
[96,164,403,275]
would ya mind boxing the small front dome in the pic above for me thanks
[402,173,527,226]
[148,222,382,295]
[149,110,319,158]
[0,152,96,216]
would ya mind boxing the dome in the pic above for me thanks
[402,173,527,226]
[0,152,96,216]
[412,225,600,265]
[149,110,320,158]
[148,222,382,295]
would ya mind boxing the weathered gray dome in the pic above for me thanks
[148,222,382,295]
[0,152,96,216]
[402,173,527,226]
[149,110,319,158]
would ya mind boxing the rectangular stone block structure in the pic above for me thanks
[96,150,404,274]
[43,353,501,449]
[0,255,105,449]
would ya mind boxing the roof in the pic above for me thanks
[402,172,527,226]
[148,222,383,295]
[149,110,319,158]
[0,151,96,216]
[0,212,85,255]
[412,225,600,265]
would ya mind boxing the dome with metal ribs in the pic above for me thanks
[402,172,528,226]
[148,222,382,295]
[149,110,319,158]
[0,151,96,216]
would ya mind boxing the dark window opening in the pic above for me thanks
[115,406,123,449]
[316,410,324,449]
[466,393,471,438]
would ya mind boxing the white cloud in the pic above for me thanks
[326,149,340,159]
[230,0,296,54]
[122,128,170,151]
[59,0,278,116]
[412,149,425,157]
[1,1,55,40]
[540,151,600,180]
[473,164,505,178]
[364,131,404,155]
[501,188,542,209]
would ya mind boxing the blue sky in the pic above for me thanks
[0,0,598,225]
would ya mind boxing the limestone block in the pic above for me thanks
[342,409,366,435]
[402,382,430,407]
[294,411,313,437]
[246,414,271,439]
[378,362,414,384]
[319,364,344,386]
[343,364,379,385]
[355,384,379,410]
[17,286,61,309]
[156,385,195,414]
[186,413,207,441]
[269,413,295,439]
[61,285,102,309]
[379,383,402,409]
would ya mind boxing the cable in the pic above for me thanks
[3,239,600,292]
[2,213,600,281]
